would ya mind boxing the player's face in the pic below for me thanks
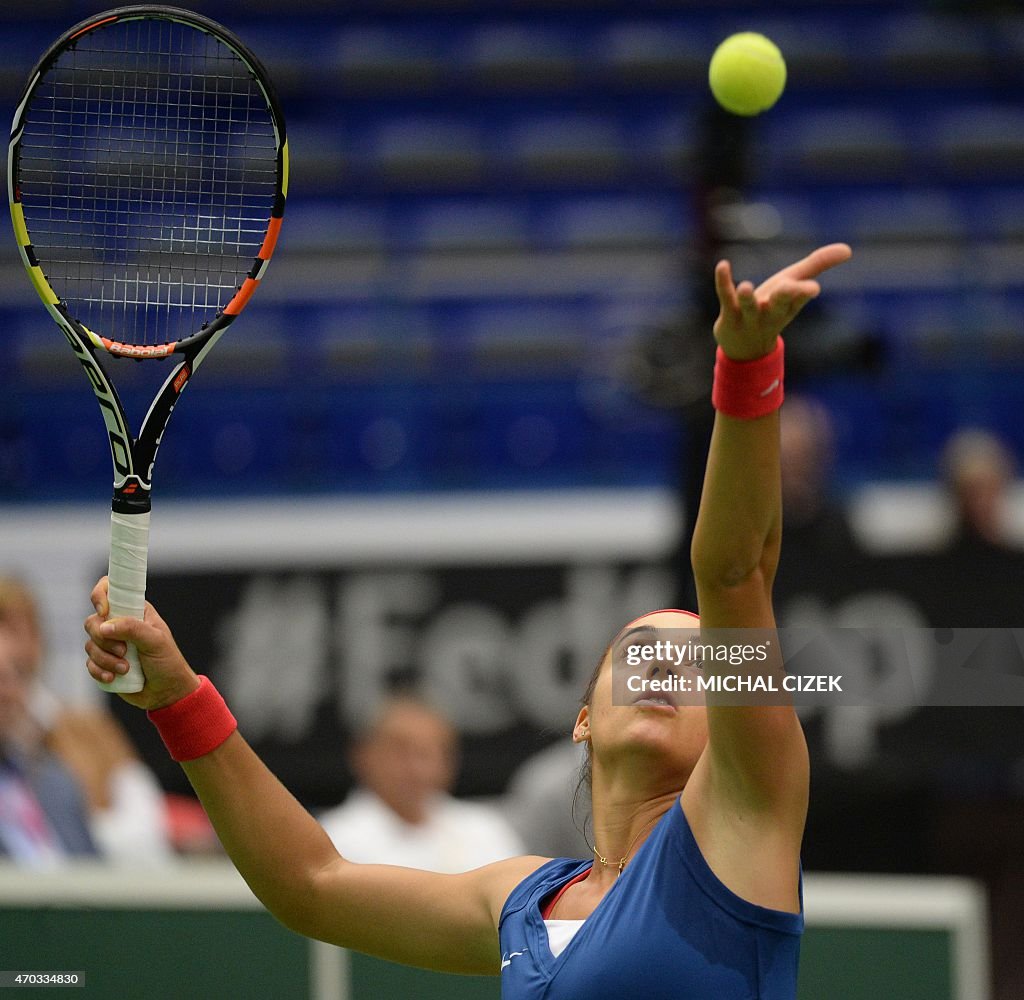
[579,611,708,787]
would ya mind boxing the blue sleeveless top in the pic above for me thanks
[498,800,802,1000]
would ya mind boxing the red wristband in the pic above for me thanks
[711,337,785,420]
[147,676,237,762]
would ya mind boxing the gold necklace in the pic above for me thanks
[588,813,662,877]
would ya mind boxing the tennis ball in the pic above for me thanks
[708,33,786,117]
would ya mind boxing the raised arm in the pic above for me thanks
[84,581,541,974]
[690,244,851,820]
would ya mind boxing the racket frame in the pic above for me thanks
[7,5,288,690]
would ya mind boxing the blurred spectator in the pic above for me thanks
[46,708,172,864]
[931,428,1024,1000]
[0,577,57,748]
[0,576,171,864]
[504,739,590,860]
[773,395,863,621]
[0,625,97,864]
[319,696,523,872]
[940,427,1017,553]
[779,394,859,557]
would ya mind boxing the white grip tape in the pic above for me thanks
[100,510,151,694]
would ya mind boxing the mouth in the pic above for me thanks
[631,695,677,712]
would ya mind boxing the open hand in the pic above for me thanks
[713,243,852,361]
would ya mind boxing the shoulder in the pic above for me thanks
[472,854,556,929]
[680,774,804,919]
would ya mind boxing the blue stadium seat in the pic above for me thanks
[283,201,389,254]
[536,195,684,250]
[0,27,70,104]
[323,384,435,487]
[473,381,588,479]
[330,26,443,92]
[8,391,113,497]
[463,300,591,379]
[365,118,485,188]
[874,14,992,84]
[502,114,625,185]
[227,24,334,100]
[761,109,910,182]
[996,14,1024,70]
[404,199,530,252]
[964,294,1024,366]
[153,389,296,489]
[314,304,437,384]
[972,188,1024,241]
[285,122,348,192]
[597,21,707,86]
[933,106,1024,179]
[464,23,579,89]
[839,189,965,244]
[747,193,822,244]
[626,111,697,181]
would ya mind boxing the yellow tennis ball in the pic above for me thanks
[708,32,786,117]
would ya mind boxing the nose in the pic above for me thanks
[644,660,678,682]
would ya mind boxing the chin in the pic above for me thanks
[621,716,705,769]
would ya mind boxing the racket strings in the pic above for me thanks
[17,16,278,348]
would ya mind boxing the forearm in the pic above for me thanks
[691,409,781,590]
[694,245,851,590]
[186,734,521,973]
[84,580,510,972]
[182,732,340,933]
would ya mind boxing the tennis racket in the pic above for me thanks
[8,6,288,692]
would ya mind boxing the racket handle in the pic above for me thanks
[100,510,151,694]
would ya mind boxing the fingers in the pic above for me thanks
[723,261,825,318]
[784,288,820,325]
[97,615,161,650]
[714,244,846,359]
[91,576,110,617]
[766,278,818,313]
[763,286,795,325]
[815,242,853,269]
[84,615,129,685]
[736,280,756,305]
[83,610,128,685]
[714,259,739,314]
[83,611,124,653]
[716,261,762,322]
[782,243,852,282]
[86,641,129,685]
[142,599,165,630]
[84,612,160,682]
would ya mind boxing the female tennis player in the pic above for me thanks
[85,243,852,999]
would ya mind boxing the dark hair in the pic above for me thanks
[570,651,607,847]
